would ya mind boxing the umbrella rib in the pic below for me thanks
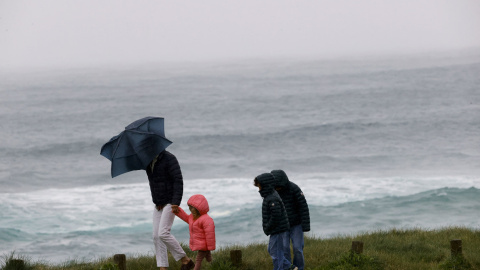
[110,133,124,158]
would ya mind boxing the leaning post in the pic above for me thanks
[230,249,242,266]
[450,239,463,257]
[114,254,126,270]
[351,241,364,254]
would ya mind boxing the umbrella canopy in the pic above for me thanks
[100,116,172,178]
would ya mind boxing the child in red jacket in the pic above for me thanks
[175,194,216,270]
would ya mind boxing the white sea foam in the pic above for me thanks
[294,174,479,206]
[1,175,477,237]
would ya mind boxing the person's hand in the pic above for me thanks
[171,205,179,214]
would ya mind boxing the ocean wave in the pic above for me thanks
[0,228,31,242]
[176,120,399,140]
[1,139,105,157]
[174,117,479,159]
[309,187,480,237]
[329,187,480,209]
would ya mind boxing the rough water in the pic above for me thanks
[1,50,479,263]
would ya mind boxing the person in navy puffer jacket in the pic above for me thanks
[271,170,310,270]
[146,150,194,270]
[254,173,298,270]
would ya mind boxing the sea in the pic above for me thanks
[1,49,480,264]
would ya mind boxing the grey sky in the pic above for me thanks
[1,0,480,68]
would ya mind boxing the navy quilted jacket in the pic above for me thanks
[256,173,290,236]
[146,151,183,206]
[271,170,310,232]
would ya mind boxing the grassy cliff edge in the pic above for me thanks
[2,227,479,270]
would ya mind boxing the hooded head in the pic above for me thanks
[271,170,290,189]
[187,194,210,215]
[254,173,276,197]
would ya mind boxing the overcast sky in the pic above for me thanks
[1,0,480,69]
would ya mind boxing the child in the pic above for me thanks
[254,173,298,270]
[175,194,216,270]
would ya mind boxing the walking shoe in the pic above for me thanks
[289,265,298,270]
[180,259,195,270]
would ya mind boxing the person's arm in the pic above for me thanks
[203,217,216,251]
[168,154,184,206]
[293,184,310,232]
[174,206,190,223]
[266,198,283,232]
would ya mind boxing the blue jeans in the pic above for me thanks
[283,224,305,270]
[268,231,292,270]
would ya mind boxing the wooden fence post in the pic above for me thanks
[351,241,364,254]
[230,249,242,266]
[450,239,463,257]
[114,254,126,270]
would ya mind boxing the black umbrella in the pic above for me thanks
[100,116,172,177]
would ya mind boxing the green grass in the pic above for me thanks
[2,227,480,270]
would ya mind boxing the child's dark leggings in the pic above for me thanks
[194,250,212,270]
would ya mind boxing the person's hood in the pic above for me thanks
[187,194,210,215]
[271,170,290,188]
[148,150,166,171]
[256,173,276,197]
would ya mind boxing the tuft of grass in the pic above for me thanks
[98,262,119,270]
[439,255,473,270]
[1,252,34,270]
[2,227,480,270]
[307,251,385,270]
[208,260,235,270]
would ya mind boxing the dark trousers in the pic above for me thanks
[194,250,212,270]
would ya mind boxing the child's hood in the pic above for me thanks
[256,173,275,197]
[187,194,210,215]
[271,169,290,188]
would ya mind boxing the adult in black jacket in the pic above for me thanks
[254,173,297,270]
[271,170,310,270]
[146,150,194,270]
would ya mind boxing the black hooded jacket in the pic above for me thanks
[256,173,290,236]
[271,170,310,232]
[146,150,183,206]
